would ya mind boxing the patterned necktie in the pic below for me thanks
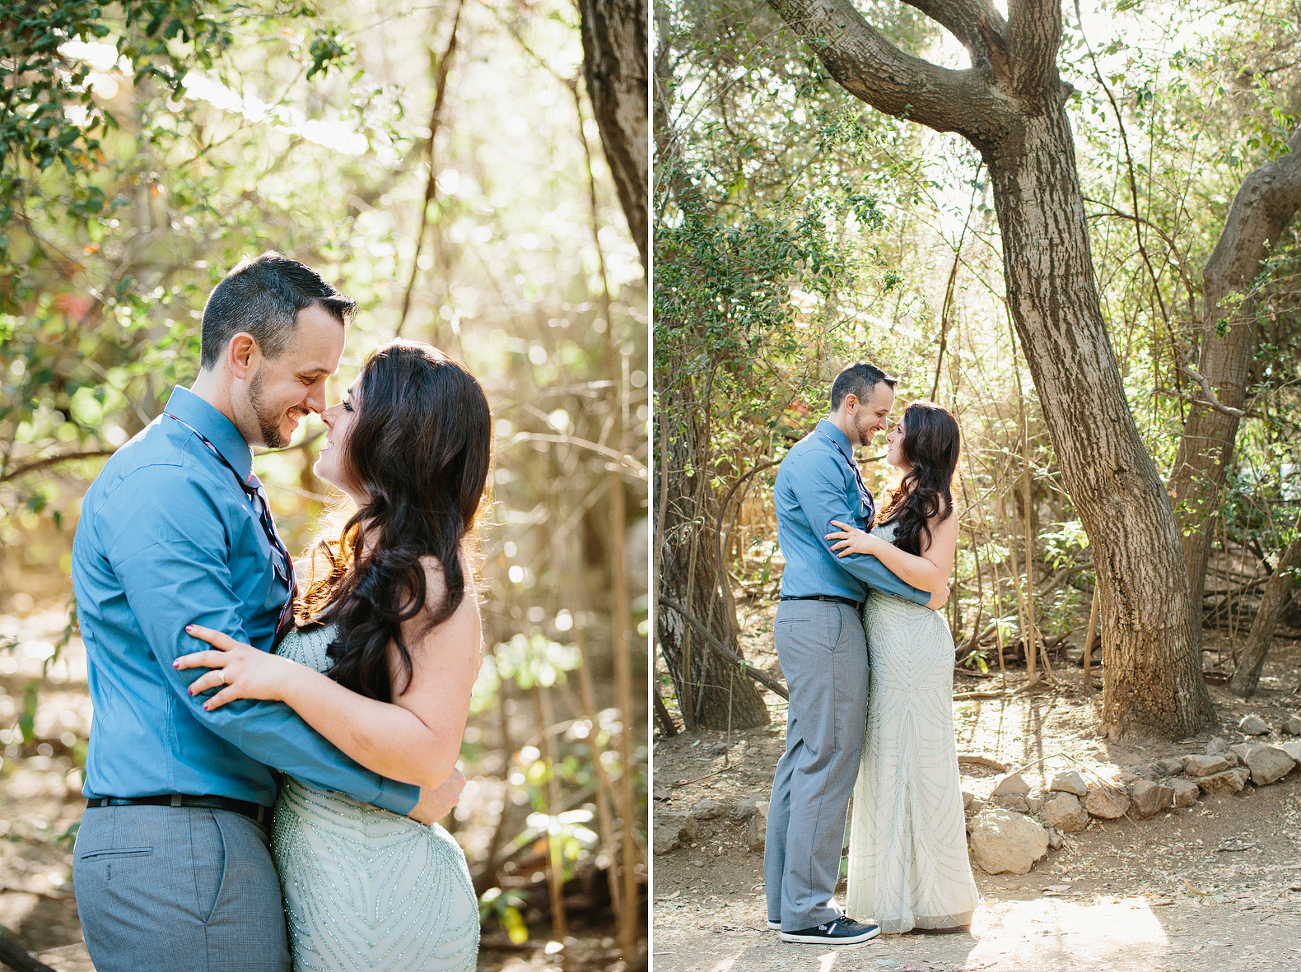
[166,413,297,641]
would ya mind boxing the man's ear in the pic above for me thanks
[842,393,858,413]
[227,333,259,380]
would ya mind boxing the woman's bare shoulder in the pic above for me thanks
[416,554,480,611]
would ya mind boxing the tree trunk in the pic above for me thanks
[1227,506,1301,698]
[655,376,770,730]
[1168,129,1301,624]
[985,106,1214,736]
[579,0,649,271]
[763,0,1217,736]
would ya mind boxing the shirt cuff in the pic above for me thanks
[372,776,421,815]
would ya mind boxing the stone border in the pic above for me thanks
[651,716,1301,863]
[966,717,1301,875]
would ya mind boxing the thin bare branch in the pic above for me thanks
[658,596,790,700]
[1174,365,1249,418]
[506,431,648,479]
[394,0,466,339]
[1,449,117,483]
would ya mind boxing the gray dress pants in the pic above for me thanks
[764,599,869,930]
[74,804,289,972]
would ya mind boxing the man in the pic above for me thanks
[71,253,457,970]
[765,362,945,945]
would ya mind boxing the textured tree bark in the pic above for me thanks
[987,108,1213,735]
[1227,507,1301,698]
[1168,130,1301,624]
[579,0,649,270]
[764,0,1217,736]
[656,380,770,730]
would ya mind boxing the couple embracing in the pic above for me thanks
[765,362,979,944]
[71,253,485,971]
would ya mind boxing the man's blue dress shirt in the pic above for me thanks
[71,386,419,814]
[774,419,930,606]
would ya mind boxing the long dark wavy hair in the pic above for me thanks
[296,340,492,701]
[878,401,960,557]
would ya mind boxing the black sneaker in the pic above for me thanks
[767,918,781,930]
[779,916,881,944]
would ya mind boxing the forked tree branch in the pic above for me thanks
[764,0,1015,142]
[901,0,1007,71]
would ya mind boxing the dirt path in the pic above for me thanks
[652,622,1301,972]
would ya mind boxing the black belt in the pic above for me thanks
[87,794,271,825]
[780,594,863,611]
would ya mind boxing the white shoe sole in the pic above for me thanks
[767,920,780,930]
[779,925,880,944]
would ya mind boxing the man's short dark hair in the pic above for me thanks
[200,252,358,368]
[830,362,897,410]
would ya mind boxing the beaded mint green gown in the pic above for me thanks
[272,624,479,972]
[844,522,979,933]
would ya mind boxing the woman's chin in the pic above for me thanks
[313,460,339,490]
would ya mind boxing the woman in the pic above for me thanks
[176,340,487,971]
[824,400,979,934]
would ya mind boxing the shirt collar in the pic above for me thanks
[815,418,853,458]
[163,385,255,482]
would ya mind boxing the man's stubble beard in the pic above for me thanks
[853,413,876,450]
[248,369,288,448]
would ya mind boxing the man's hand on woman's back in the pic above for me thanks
[407,769,467,824]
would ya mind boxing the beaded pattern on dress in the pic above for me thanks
[844,521,980,933]
[273,624,479,971]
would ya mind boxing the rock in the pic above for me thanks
[1239,714,1269,735]
[1171,778,1200,807]
[1048,771,1089,797]
[1047,829,1064,850]
[968,808,1050,875]
[1197,767,1251,794]
[1084,784,1130,819]
[1228,743,1252,761]
[1128,764,1158,781]
[1239,745,1297,786]
[1025,794,1044,813]
[1155,757,1186,776]
[962,790,976,811]
[653,783,670,801]
[1207,737,1230,755]
[992,794,1030,813]
[748,801,769,852]
[1279,741,1301,764]
[692,798,727,820]
[1040,792,1089,833]
[1185,754,1230,777]
[654,811,698,855]
[1282,716,1301,736]
[1129,779,1174,818]
[731,797,758,822]
[992,772,1031,797]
